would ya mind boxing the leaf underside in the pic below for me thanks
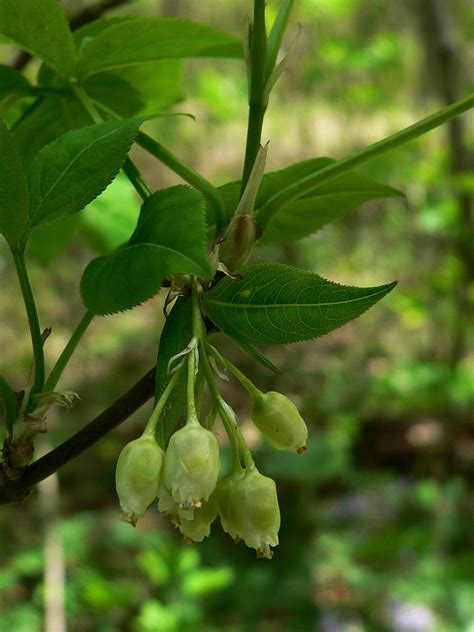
[0,119,28,246]
[155,296,192,447]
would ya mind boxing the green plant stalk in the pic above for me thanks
[44,311,94,393]
[144,367,182,436]
[192,285,253,469]
[72,84,152,200]
[135,131,226,227]
[12,249,45,398]
[191,285,243,469]
[121,158,152,201]
[264,0,295,80]
[241,0,268,195]
[186,339,199,424]
[256,94,474,227]
[206,344,261,400]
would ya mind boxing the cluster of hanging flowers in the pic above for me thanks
[115,326,308,559]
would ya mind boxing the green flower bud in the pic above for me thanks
[178,493,218,543]
[218,467,280,559]
[115,435,164,525]
[163,424,220,510]
[216,469,245,540]
[251,391,308,453]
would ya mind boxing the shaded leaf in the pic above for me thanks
[12,95,90,167]
[155,296,192,447]
[0,119,28,246]
[77,17,242,79]
[0,65,31,101]
[203,263,396,345]
[217,158,402,243]
[81,186,210,315]
[0,0,76,78]
[28,118,144,229]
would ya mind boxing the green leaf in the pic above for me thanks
[203,263,396,346]
[12,96,91,167]
[81,186,211,315]
[28,118,145,229]
[155,296,192,447]
[0,65,31,101]
[0,119,28,246]
[0,0,76,78]
[0,375,19,435]
[217,158,402,244]
[129,186,210,276]
[73,18,184,115]
[76,17,242,79]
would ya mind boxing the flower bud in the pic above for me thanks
[216,469,245,541]
[218,467,280,559]
[115,435,164,525]
[251,391,308,453]
[163,424,220,510]
[178,493,218,542]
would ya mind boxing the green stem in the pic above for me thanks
[241,0,267,194]
[186,339,199,425]
[189,285,243,469]
[144,368,182,436]
[44,312,94,392]
[206,344,262,400]
[71,84,152,201]
[256,94,474,228]
[12,249,45,398]
[122,158,152,201]
[135,131,226,227]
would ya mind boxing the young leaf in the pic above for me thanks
[0,119,28,246]
[76,17,242,79]
[217,157,402,243]
[0,0,76,78]
[28,118,145,229]
[129,186,210,276]
[203,263,396,346]
[154,296,192,447]
[0,65,31,101]
[0,375,19,435]
[81,186,211,315]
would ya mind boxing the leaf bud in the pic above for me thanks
[115,434,164,526]
[220,214,262,271]
[218,467,280,559]
[163,423,220,510]
[251,391,308,453]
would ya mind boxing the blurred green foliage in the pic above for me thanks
[0,0,473,630]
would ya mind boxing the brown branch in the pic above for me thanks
[0,367,156,505]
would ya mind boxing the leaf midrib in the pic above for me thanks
[206,284,394,309]
[32,125,126,219]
